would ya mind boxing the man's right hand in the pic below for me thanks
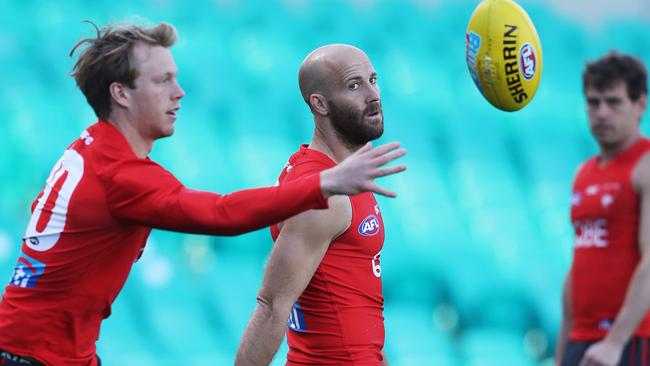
[320,142,406,198]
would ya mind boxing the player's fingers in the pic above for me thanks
[372,148,406,166]
[367,183,397,198]
[355,142,373,155]
[372,164,407,178]
[369,142,401,157]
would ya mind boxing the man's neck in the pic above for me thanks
[309,123,362,163]
[106,113,153,158]
[599,131,641,164]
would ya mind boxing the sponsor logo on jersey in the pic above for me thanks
[586,184,600,196]
[288,302,307,332]
[80,130,94,145]
[359,214,381,237]
[601,194,614,208]
[574,219,608,248]
[598,319,613,331]
[519,43,537,80]
[574,183,620,208]
[9,252,46,288]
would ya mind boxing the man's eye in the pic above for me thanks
[607,98,622,107]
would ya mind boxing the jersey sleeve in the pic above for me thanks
[102,158,328,235]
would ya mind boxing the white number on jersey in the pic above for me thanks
[372,251,381,278]
[24,149,84,252]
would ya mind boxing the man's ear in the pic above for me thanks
[310,94,329,116]
[639,93,647,112]
[109,81,130,109]
[636,93,648,122]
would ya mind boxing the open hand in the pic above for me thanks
[320,142,406,198]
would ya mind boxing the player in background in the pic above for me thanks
[0,22,406,366]
[235,44,392,366]
[556,51,650,366]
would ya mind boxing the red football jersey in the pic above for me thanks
[270,145,385,365]
[570,137,650,340]
[0,120,328,365]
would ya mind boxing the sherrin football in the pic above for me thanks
[465,0,543,112]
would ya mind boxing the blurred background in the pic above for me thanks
[0,0,649,365]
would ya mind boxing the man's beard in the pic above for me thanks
[328,100,384,149]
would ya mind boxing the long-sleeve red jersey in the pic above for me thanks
[0,120,328,365]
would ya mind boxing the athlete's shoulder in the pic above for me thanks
[282,145,335,180]
[76,120,139,166]
[67,120,168,187]
[631,143,650,192]
[639,136,650,148]
[634,138,650,163]
[67,120,129,154]
[633,137,650,160]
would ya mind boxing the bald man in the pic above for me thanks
[235,44,397,365]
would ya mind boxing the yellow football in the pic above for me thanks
[465,0,543,112]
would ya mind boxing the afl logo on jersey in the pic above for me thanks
[359,214,381,237]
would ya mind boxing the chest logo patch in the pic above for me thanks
[359,214,381,237]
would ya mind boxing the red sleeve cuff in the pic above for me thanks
[307,173,329,209]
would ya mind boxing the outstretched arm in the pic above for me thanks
[105,142,405,235]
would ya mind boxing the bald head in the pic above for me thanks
[297,44,383,147]
[298,44,371,108]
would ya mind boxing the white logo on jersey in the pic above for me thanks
[374,204,380,215]
[574,219,608,248]
[575,183,620,208]
[601,194,614,208]
[586,185,599,196]
[371,251,382,278]
[24,149,84,252]
[80,130,94,145]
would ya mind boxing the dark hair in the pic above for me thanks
[70,20,177,120]
[583,50,648,101]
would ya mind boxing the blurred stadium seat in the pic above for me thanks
[0,1,648,365]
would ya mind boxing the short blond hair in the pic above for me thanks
[70,21,178,120]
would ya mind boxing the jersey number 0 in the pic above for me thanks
[23,149,84,252]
